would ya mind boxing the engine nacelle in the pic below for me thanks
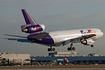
[21,24,45,33]
[81,39,95,45]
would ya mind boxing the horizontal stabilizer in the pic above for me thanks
[5,34,27,38]
[4,38,32,43]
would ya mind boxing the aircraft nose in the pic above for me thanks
[101,32,104,36]
[100,32,103,37]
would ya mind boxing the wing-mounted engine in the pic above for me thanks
[81,39,95,46]
[21,24,45,33]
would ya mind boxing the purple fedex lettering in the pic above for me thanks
[80,30,89,36]
[80,30,90,34]
[80,30,87,34]
[80,30,96,34]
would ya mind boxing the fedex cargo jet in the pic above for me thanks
[5,9,103,51]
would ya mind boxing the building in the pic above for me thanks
[88,53,99,57]
[31,51,105,64]
[49,51,79,57]
[0,53,30,65]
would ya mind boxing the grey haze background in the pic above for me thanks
[0,0,105,56]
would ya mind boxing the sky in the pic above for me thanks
[0,0,105,56]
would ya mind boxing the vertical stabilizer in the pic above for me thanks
[21,9,45,34]
[21,9,37,25]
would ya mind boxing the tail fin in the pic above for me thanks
[21,9,37,25]
[21,9,45,34]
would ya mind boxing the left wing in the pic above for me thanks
[62,34,96,46]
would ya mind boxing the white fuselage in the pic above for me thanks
[49,28,103,46]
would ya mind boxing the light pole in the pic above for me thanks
[29,44,31,54]
[7,45,10,53]
[16,44,18,57]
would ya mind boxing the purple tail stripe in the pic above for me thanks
[21,9,37,25]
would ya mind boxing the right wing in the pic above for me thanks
[62,34,96,46]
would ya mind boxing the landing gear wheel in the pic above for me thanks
[67,47,75,51]
[67,43,75,51]
[52,48,55,51]
[48,48,55,51]
[67,47,70,51]
[72,47,75,50]
[91,45,94,47]
[48,48,51,51]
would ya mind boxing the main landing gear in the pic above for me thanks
[48,46,55,51]
[67,43,75,51]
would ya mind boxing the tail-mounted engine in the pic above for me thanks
[81,39,95,46]
[21,24,45,33]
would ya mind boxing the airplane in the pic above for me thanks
[5,9,103,51]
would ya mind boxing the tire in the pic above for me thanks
[67,47,70,51]
[48,48,51,51]
[91,45,94,47]
[53,48,55,51]
[72,47,75,50]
